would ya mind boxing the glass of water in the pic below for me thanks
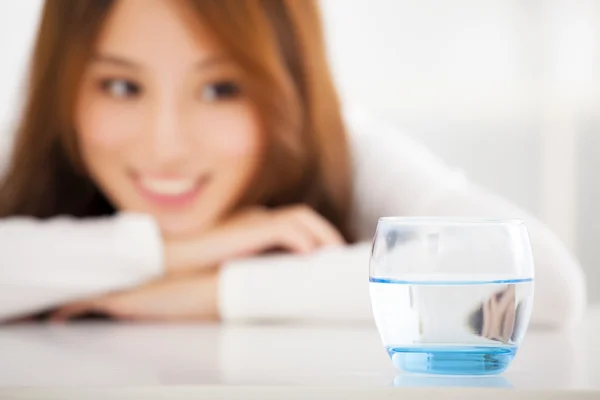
[370,217,534,375]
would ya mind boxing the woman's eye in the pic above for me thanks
[100,79,141,99]
[201,81,241,102]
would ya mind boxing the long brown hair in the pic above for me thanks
[0,0,353,240]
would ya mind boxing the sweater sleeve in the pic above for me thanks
[347,108,586,328]
[217,108,586,329]
[0,213,164,320]
[218,243,372,323]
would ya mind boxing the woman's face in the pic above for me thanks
[75,0,263,238]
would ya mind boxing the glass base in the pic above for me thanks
[387,345,517,375]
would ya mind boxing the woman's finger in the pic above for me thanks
[281,205,345,247]
[481,298,493,338]
[501,302,516,341]
[272,219,318,254]
[49,301,103,322]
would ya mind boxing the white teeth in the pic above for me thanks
[139,177,196,196]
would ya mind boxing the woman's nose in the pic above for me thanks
[147,100,190,165]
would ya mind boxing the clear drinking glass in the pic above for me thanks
[369,217,535,375]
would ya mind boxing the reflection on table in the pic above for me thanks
[0,306,598,390]
[394,374,512,388]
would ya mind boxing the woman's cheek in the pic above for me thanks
[202,105,263,157]
[78,97,142,150]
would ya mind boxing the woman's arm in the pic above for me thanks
[217,108,586,329]
[347,108,586,328]
[0,213,163,320]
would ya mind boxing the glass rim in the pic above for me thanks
[377,217,525,226]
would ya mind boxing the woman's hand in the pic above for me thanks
[480,285,516,343]
[164,204,345,275]
[50,269,219,322]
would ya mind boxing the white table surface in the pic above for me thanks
[0,306,598,399]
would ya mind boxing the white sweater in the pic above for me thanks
[0,109,587,326]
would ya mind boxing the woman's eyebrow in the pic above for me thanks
[195,55,233,70]
[91,53,232,71]
[91,53,142,69]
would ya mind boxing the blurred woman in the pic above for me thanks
[0,0,585,326]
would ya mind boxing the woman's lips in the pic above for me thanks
[133,175,207,208]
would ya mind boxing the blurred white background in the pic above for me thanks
[1,1,598,301]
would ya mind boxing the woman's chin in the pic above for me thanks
[156,214,217,240]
